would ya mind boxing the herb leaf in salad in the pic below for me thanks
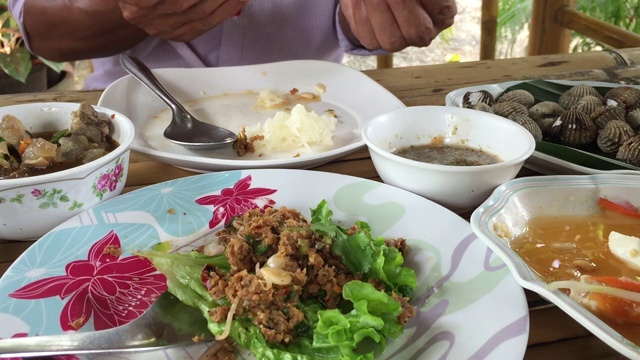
[141,200,418,359]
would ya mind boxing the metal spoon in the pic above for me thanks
[0,291,214,358]
[120,54,237,149]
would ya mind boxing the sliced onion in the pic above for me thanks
[202,242,224,256]
[215,297,240,340]
[266,252,288,269]
[547,280,640,303]
[255,263,272,289]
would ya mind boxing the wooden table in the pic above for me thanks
[2,48,640,359]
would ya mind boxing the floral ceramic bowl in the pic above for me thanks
[0,102,135,241]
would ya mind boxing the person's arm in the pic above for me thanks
[13,0,248,62]
[16,0,147,62]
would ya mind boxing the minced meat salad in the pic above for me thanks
[142,200,418,360]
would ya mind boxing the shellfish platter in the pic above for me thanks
[445,80,640,175]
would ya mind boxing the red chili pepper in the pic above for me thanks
[590,276,640,293]
[597,197,640,219]
[583,276,640,324]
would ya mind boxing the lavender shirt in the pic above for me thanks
[10,1,379,90]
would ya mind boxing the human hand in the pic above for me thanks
[118,0,248,42]
[339,0,456,52]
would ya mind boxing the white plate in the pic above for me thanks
[445,80,640,176]
[471,174,640,359]
[0,169,528,359]
[97,60,405,172]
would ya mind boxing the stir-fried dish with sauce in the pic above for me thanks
[142,200,417,359]
[510,197,640,345]
[0,102,117,179]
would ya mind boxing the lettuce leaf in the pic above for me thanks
[368,237,417,298]
[139,250,229,313]
[310,200,417,296]
[311,200,375,273]
[208,314,344,360]
[210,319,310,360]
[313,281,405,359]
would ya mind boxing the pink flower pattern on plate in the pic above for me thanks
[195,175,277,229]
[1,333,79,360]
[92,157,126,200]
[9,230,167,332]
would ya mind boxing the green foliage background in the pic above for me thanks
[498,0,640,57]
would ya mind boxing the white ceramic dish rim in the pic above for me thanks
[470,174,640,358]
[444,79,640,176]
[0,103,135,189]
[97,60,405,171]
[361,106,536,172]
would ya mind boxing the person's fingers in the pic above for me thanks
[159,0,219,14]
[119,0,162,9]
[341,0,379,50]
[363,0,407,51]
[386,0,435,47]
[342,0,445,51]
[117,1,183,38]
[119,0,247,42]
[163,0,248,42]
[420,0,456,32]
[120,0,199,19]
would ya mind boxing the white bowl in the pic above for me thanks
[0,102,135,240]
[362,105,536,213]
[470,174,640,359]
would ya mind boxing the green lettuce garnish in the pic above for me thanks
[138,250,229,313]
[311,202,375,273]
[311,200,417,296]
[313,281,405,359]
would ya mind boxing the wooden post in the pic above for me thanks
[480,0,499,60]
[376,54,394,69]
[528,0,575,55]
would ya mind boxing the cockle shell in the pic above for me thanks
[492,101,529,118]
[462,90,496,108]
[537,117,559,136]
[508,114,543,141]
[497,89,535,108]
[596,120,636,154]
[626,108,640,130]
[604,86,640,112]
[558,84,603,110]
[572,95,604,116]
[468,102,494,113]
[616,135,640,166]
[591,105,626,129]
[528,101,565,123]
[547,109,598,147]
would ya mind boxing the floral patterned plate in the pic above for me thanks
[0,169,529,359]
